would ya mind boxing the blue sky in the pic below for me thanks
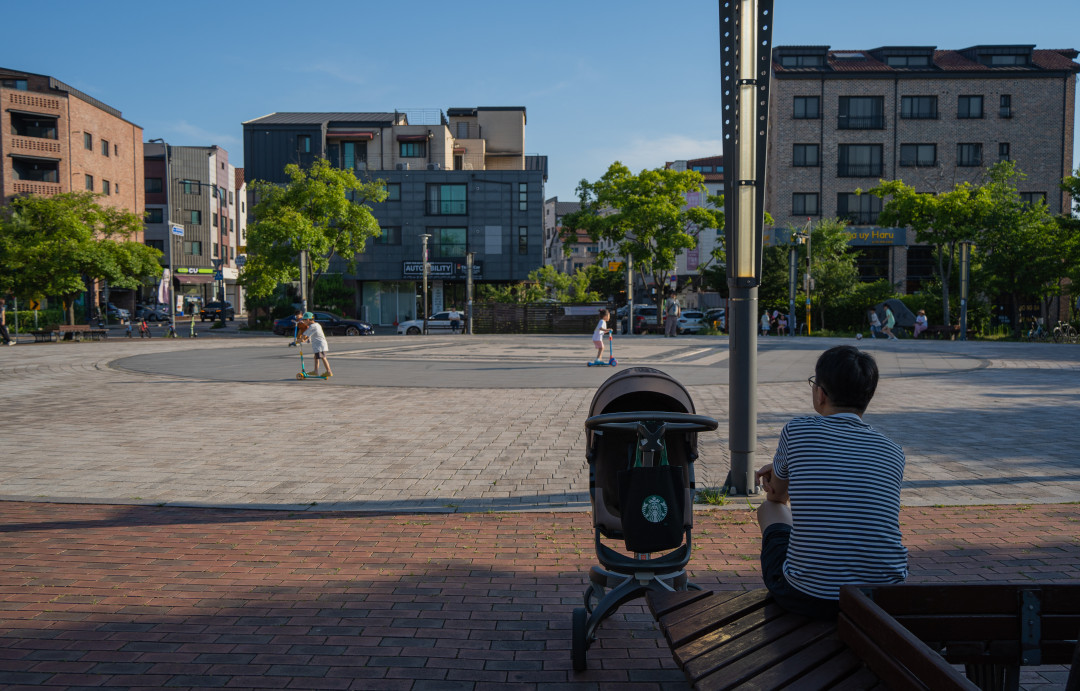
[3,0,1078,201]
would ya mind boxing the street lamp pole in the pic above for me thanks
[959,241,971,340]
[420,234,431,334]
[720,0,774,496]
[148,139,176,334]
[466,251,474,335]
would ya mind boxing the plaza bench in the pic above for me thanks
[648,583,1079,690]
[32,324,109,342]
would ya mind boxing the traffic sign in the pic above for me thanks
[213,271,223,281]
[28,300,40,310]
[171,225,184,236]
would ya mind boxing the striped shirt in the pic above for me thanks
[773,413,908,600]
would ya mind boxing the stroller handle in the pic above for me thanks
[585,411,718,433]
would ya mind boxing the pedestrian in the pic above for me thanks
[289,309,304,347]
[664,291,680,337]
[882,305,898,341]
[760,311,771,336]
[296,312,332,378]
[867,309,882,339]
[913,310,928,339]
[777,312,788,336]
[0,298,12,346]
[449,306,462,334]
[592,308,612,363]
[754,345,907,619]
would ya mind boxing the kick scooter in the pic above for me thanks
[295,335,329,380]
[587,335,617,367]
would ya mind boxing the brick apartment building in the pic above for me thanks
[765,45,1079,291]
[243,108,546,325]
[143,143,245,312]
[0,67,144,310]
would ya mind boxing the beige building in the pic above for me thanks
[766,45,1079,291]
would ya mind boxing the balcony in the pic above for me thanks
[13,181,61,196]
[10,135,61,156]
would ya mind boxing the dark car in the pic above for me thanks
[200,301,235,321]
[272,311,373,337]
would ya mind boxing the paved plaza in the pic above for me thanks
[1,333,1078,689]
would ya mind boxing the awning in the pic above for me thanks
[396,134,428,142]
[452,147,466,154]
[174,274,213,285]
[326,130,374,140]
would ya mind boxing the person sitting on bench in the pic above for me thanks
[755,345,907,619]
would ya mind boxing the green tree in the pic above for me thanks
[311,273,354,315]
[560,163,722,315]
[0,192,161,324]
[242,158,386,301]
[1059,169,1080,290]
[868,179,987,326]
[804,218,859,330]
[528,265,602,303]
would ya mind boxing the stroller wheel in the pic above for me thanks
[571,607,589,672]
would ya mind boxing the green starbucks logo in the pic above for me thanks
[642,495,668,523]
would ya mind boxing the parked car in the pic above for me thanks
[676,310,706,335]
[135,304,170,322]
[105,303,130,321]
[397,311,463,335]
[272,311,373,337]
[704,307,726,332]
[200,301,235,321]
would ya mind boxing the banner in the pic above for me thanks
[158,269,170,304]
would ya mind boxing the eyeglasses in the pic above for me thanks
[807,376,828,397]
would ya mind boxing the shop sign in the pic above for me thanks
[402,260,482,280]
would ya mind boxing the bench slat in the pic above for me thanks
[675,601,791,665]
[839,587,978,690]
[781,648,873,690]
[826,665,889,691]
[664,588,771,648]
[648,588,715,619]
[694,619,836,691]
[735,632,847,689]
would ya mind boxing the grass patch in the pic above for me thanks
[696,486,730,506]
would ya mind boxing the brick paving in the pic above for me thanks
[1,334,1078,688]
[0,502,1077,690]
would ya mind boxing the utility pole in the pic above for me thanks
[148,139,177,335]
[420,234,431,334]
[466,251,474,335]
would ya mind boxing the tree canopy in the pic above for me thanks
[560,162,723,310]
[242,158,386,299]
[0,192,161,323]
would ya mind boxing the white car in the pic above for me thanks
[677,310,706,334]
[397,311,463,335]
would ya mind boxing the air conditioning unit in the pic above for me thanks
[395,162,410,171]
[427,163,441,170]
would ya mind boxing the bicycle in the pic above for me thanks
[1026,319,1050,342]
[138,319,152,338]
[1053,321,1078,344]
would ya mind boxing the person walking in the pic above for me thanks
[664,291,680,337]
[882,305,898,341]
[0,298,12,346]
[449,307,462,334]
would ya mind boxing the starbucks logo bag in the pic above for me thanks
[617,464,686,553]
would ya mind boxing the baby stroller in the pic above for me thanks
[572,367,718,671]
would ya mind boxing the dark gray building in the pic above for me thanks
[242,108,546,325]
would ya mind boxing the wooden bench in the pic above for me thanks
[31,330,59,342]
[42,324,109,342]
[648,584,1079,690]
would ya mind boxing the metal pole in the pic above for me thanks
[466,251,474,335]
[959,241,971,340]
[420,234,431,335]
[788,243,797,336]
[149,139,177,334]
[728,284,758,495]
[805,227,812,336]
[300,250,308,314]
[626,253,633,336]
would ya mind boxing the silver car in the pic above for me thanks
[397,311,462,335]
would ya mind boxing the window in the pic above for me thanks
[999,143,1010,161]
[145,178,163,193]
[958,95,983,119]
[899,144,937,167]
[957,143,983,167]
[182,181,201,195]
[838,144,883,177]
[839,96,884,129]
[987,54,1029,66]
[101,139,110,156]
[335,141,366,171]
[1019,192,1046,206]
[114,183,119,195]
[906,246,935,293]
[12,157,59,182]
[189,210,202,224]
[427,183,467,215]
[102,180,111,196]
[518,226,529,255]
[9,113,58,139]
[999,95,1012,118]
[183,241,202,256]
[298,135,311,153]
[901,96,937,119]
[212,213,218,228]
[114,144,118,156]
[793,96,820,119]
[431,227,466,258]
[518,183,528,212]
[793,144,820,167]
[228,191,233,205]
[145,208,164,224]
[385,183,400,201]
[780,54,825,68]
[837,193,882,225]
[854,246,891,282]
[84,132,93,150]
[213,243,219,259]
[85,174,94,191]
[792,193,820,216]
[2,78,29,90]
[886,55,930,68]
[373,226,401,245]
[400,141,426,158]
[145,239,164,252]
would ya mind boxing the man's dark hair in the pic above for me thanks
[815,345,878,412]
